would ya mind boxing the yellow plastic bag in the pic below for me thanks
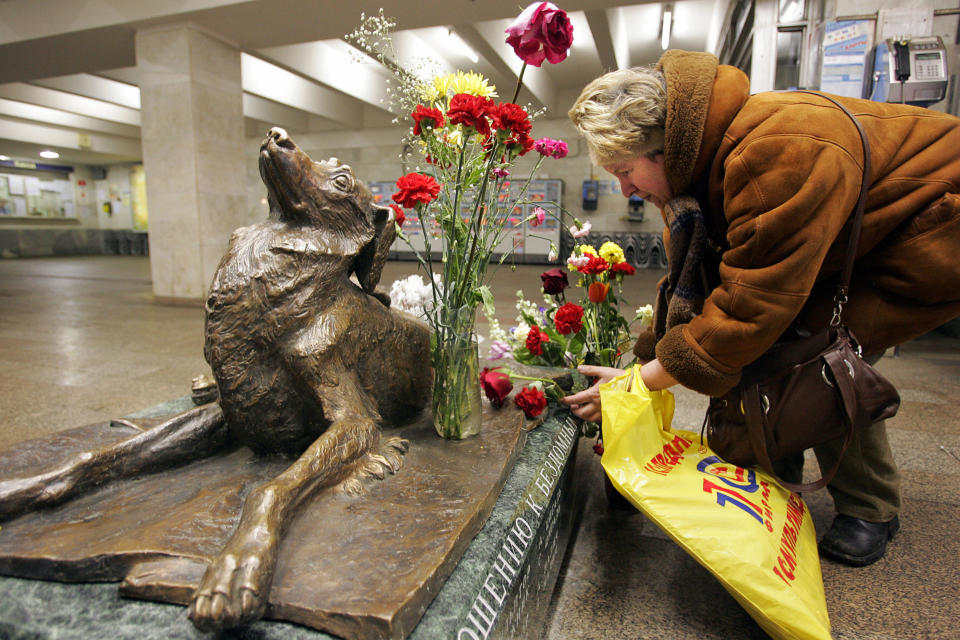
[600,366,831,640]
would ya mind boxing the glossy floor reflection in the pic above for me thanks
[0,256,958,639]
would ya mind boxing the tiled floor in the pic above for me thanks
[1,256,958,639]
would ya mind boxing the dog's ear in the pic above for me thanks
[355,205,395,293]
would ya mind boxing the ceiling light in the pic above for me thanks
[447,30,479,64]
[660,8,673,50]
[39,150,59,159]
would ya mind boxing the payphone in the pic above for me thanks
[865,35,949,106]
[581,179,598,210]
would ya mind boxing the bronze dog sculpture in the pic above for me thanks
[0,127,433,631]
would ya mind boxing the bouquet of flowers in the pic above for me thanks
[486,235,653,370]
[348,3,575,435]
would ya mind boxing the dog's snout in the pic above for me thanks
[264,127,294,149]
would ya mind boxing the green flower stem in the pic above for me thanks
[507,372,564,402]
[454,137,503,308]
[414,203,441,321]
[511,62,528,104]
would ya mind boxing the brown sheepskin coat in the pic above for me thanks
[641,50,960,396]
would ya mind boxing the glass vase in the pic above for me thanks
[431,305,482,439]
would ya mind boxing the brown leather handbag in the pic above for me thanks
[704,92,901,493]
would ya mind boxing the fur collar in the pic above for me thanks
[658,50,719,195]
[657,51,750,197]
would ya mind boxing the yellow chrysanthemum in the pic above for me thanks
[580,244,598,257]
[433,71,497,102]
[599,241,625,265]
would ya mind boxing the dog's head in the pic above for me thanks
[258,127,394,292]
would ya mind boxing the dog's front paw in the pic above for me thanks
[187,536,277,631]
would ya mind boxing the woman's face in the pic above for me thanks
[603,154,672,209]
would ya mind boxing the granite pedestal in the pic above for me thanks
[0,399,584,640]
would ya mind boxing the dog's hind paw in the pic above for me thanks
[334,436,410,495]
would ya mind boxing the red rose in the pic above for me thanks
[389,204,406,228]
[553,302,584,335]
[611,261,635,276]
[514,386,548,418]
[480,367,513,408]
[412,104,444,135]
[504,2,574,67]
[447,93,493,137]
[578,254,610,274]
[540,267,568,294]
[491,102,531,137]
[392,173,441,208]
[525,326,549,355]
[588,281,611,303]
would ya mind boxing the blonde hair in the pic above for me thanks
[568,66,667,166]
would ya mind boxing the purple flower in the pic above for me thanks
[493,167,510,178]
[488,340,512,360]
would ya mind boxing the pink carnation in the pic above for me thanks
[530,207,546,227]
[534,137,569,159]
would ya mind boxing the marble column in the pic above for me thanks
[136,24,246,302]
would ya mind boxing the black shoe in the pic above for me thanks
[818,514,900,567]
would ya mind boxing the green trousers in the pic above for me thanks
[774,420,901,522]
[772,351,901,522]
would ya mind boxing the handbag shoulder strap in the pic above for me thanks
[792,90,872,325]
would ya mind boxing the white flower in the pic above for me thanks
[487,317,510,343]
[635,304,654,328]
[513,321,532,343]
[570,220,592,238]
[389,274,442,317]
[547,248,558,262]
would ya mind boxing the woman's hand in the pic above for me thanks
[561,365,625,423]
[560,360,680,424]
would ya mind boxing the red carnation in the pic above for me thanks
[412,104,444,135]
[390,204,406,228]
[540,267,568,294]
[553,302,584,335]
[447,93,493,137]
[491,102,531,137]
[525,326,549,355]
[514,386,548,418]
[578,254,610,274]
[480,367,513,408]
[588,281,611,303]
[505,131,535,157]
[392,173,441,208]
[611,261,635,276]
